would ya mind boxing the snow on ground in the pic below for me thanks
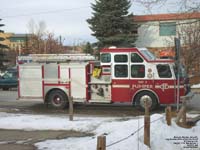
[0,112,199,150]
[191,83,200,88]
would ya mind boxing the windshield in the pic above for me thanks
[2,71,17,79]
[139,49,156,60]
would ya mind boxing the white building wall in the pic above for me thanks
[135,21,175,48]
[135,19,197,48]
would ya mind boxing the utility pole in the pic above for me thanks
[174,37,181,111]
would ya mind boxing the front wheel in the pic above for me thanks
[48,90,68,109]
[135,91,158,111]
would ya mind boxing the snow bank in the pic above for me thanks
[0,112,199,150]
[0,112,112,132]
[191,84,200,88]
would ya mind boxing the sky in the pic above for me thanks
[0,112,199,150]
[0,0,197,45]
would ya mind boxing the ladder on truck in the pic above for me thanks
[17,53,96,63]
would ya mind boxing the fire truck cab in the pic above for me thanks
[17,47,186,110]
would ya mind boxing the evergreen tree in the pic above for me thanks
[0,50,5,70]
[0,19,8,70]
[83,42,94,55]
[0,19,7,49]
[87,0,138,48]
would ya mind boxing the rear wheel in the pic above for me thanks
[48,90,68,109]
[135,91,158,111]
[2,87,9,91]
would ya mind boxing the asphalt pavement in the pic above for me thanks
[0,89,18,101]
[0,89,200,112]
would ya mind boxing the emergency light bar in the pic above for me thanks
[17,54,95,63]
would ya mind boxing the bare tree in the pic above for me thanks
[178,0,200,12]
[133,0,166,13]
[26,20,63,54]
[27,19,36,34]
[132,0,200,13]
[178,20,200,74]
[26,20,46,53]
[45,32,63,54]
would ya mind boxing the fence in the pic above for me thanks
[67,93,198,150]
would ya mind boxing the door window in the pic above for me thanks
[114,65,128,78]
[131,65,145,78]
[157,64,172,78]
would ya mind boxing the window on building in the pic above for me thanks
[157,64,172,78]
[159,22,176,36]
[114,65,128,78]
[131,53,143,63]
[114,55,128,63]
[101,53,111,63]
[131,65,145,78]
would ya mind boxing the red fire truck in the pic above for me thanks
[17,47,188,110]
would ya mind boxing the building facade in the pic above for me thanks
[0,33,30,68]
[134,12,200,77]
[9,34,29,55]
[0,32,12,49]
[134,12,200,56]
[0,33,29,51]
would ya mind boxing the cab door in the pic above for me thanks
[111,53,131,102]
[155,64,176,104]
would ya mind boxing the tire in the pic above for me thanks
[2,87,9,91]
[48,90,68,109]
[134,91,158,111]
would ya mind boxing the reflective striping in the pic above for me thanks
[155,85,175,89]
[155,83,184,91]
[19,78,70,83]
[175,85,184,88]
[112,84,130,88]
[155,85,184,89]
[44,78,70,83]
